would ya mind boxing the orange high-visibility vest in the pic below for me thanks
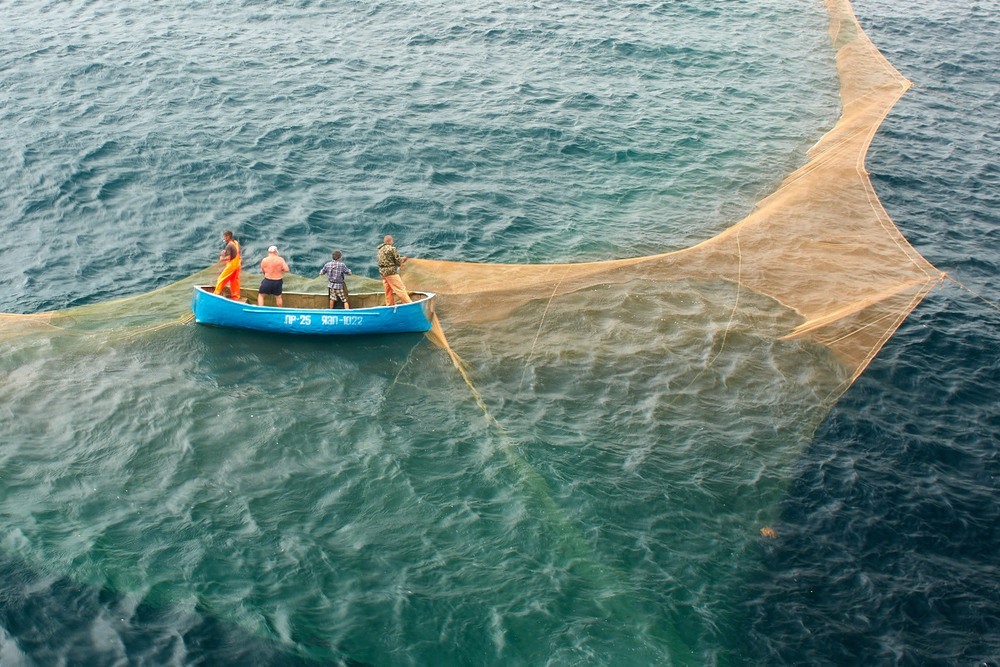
[215,239,242,296]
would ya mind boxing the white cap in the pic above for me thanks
[268,245,278,253]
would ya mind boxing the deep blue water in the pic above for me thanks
[745,0,1000,663]
[0,0,998,663]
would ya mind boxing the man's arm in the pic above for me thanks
[282,260,290,273]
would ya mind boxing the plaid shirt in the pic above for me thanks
[320,260,352,287]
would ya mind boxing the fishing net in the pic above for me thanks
[0,0,944,662]
[388,3,945,652]
[406,0,942,399]
[0,0,942,420]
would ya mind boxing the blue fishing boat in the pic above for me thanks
[191,286,436,335]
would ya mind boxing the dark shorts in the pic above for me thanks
[258,278,283,295]
[328,284,349,307]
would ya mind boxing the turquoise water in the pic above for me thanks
[1,0,958,664]
[0,277,851,663]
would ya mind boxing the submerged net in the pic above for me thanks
[0,0,944,662]
[389,3,944,651]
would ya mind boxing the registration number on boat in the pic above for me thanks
[284,314,362,326]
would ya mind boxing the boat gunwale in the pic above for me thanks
[193,285,435,315]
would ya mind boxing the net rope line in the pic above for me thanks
[826,0,910,91]
[744,39,933,289]
[854,89,940,283]
[820,296,922,349]
[819,278,940,409]
[517,265,571,393]
[832,1,941,287]
[657,230,745,413]
[800,283,933,468]
[782,275,936,340]
[121,313,195,340]
[767,84,898,192]
[945,274,1000,314]
[425,313,698,659]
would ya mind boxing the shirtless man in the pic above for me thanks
[258,245,290,307]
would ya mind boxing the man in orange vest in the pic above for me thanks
[214,230,242,300]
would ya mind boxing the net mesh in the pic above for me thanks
[405,0,943,399]
[1,0,941,391]
[0,0,945,659]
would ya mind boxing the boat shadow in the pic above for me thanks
[193,322,429,358]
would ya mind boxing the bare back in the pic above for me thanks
[260,254,290,280]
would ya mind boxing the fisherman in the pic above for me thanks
[320,250,352,309]
[376,235,412,306]
[258,245,290,307]
[214,230,242,300]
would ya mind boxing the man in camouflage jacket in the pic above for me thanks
[376,235,413,306]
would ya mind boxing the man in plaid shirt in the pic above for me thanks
[320,250,352,309]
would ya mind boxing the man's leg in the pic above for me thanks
[214,264,236,294]
[384,274,412,304]
[230,272,241,300]
[216,259,241,298]
[383,277,395,306]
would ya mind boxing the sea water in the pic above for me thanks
[0,0,997,663]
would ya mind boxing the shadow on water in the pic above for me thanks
[0,551,373,666]
[188,325,431,402]
[191,323,429,366]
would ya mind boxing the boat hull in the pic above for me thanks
[191,287,435,335]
